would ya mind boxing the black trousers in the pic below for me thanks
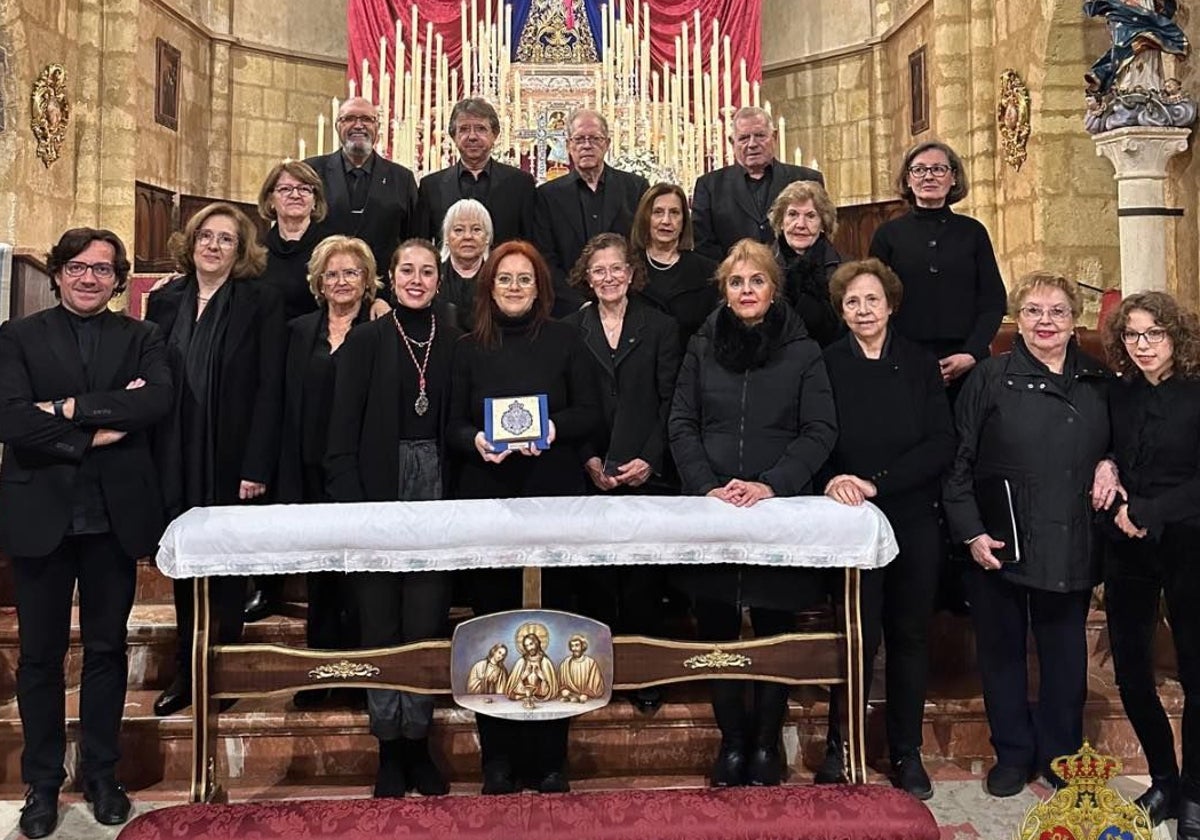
[1106,526,1200,782]
[964,565,1091,772]
[351,570,451,740]
[13,533,137,788]
[172,576,246,673]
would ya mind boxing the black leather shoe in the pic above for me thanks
[710,740,747,787]
[83,776,131,826]
[153,676,191,717]
[403,737,449,796]
[243,588,278,623]
[481,761,517,795]
[746,746,783,786]
[1177,793,1200,840]
[19,786,59,839]
[892,753,933,800]
[814,741,846,784]
[373,739,406,798]
[1135,778,1179,827]
[986,764,1029,798]
[536,770,570,793]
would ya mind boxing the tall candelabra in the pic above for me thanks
[299,2,817,195]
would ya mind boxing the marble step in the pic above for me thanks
[0,647,1177,792]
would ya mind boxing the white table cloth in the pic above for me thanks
[156,495,898,579]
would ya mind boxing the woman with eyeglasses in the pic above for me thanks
[256,160,331,322]
[146,202,285,718]
[446,240,601,795]
[324,238,461,798]
[276,236,377,709]
[943,271,1111,798]
[1095,292,1200,833]
[869,141,1007,397]
[669,239,837,787]
[438,198,494,331]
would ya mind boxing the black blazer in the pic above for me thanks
[146,277,286,511]
[563,298,681,473]
[533,165,650,313]
[304,151,420,279]
[324,312,461,502]
[692,161,825,261]
[0,308,172,557]
[418,160,536,246]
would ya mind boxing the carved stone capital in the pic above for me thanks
[1093,126,1192,181]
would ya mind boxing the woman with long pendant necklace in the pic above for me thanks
[324,238,461,799]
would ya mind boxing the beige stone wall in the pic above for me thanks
[0,0,347,255]
[761,0,873,66]
[228,53,346,202]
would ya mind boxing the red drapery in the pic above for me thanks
[347,0,761,94]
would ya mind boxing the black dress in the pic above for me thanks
[260,223,325,322]
[637,250,719,353]
[821,330,955,760]
[1105,374,1200,787]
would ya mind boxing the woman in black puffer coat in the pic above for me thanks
[669,238,838,789]
[769,180,843,347]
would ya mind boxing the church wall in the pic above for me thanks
[227,54,346,203]
[231,0,346,63]
[136,3,214,200]
[1168,13,1200,310]
[761,0,874,65]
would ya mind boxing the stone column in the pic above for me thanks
[1093,126,1191,295]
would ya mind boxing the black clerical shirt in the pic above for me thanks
[343,152,376,212]
[577,170,607,240]
[457,161,492,203]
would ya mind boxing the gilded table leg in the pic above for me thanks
[188,576,223,803]
[841,567,867,784]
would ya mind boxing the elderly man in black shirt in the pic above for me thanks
[692,106,824,261]
[0,229,172,838]
[533,108,649,315]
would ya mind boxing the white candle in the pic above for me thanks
[362,58,371,101]
[317,113,326,156]
[722,35,731,118]
[349,79,357,98]
[794,146,802,166]
[777,116,786,165]
[752,81,760,108]
[379,72,391,154]
[330,97,340,152]
[299,138,306,158]
[378,36,387,85]
[739,58,748,108]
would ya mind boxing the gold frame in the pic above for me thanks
[155,38,180,131]
[998,69,1032,171]
[30,64,69,168]
[909,47,929,136]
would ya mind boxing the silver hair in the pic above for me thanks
[566,108,609,138]
[439,198,494,262]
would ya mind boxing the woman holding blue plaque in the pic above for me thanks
[447,239,601,795]
[669,238,837,787]
[324,238,461,799]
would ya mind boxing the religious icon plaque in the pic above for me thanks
[484,394,549,452]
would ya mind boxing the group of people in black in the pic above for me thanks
[2,92,1199,840]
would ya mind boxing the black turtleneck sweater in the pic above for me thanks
[391,303,444,440]
[868,205,1006,361]
[447,312,600,498]
[637,250,719,353]
[261,223,325,321]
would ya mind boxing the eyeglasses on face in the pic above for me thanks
[322,268,365,283]
[195,230,239,250]
[588,264,629,281]
[62,261,116,280]
[908,164,952,178]
[1122,327,1169,345]
[1018,304,1073,322]
[338,114,378,125]
[495,273,536,288]
[274,184,315,196]
[568,134,607,147]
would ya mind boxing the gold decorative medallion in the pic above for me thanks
[1016,741,1152,840]
[683,648,752,670]
[307,660,381,680]
[31,64,69,168]
[998,69,1032,171]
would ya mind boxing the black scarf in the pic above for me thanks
[712,302,787,373]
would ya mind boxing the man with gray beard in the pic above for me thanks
[305,97,419,288]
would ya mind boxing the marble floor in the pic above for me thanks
[0,775,1176,840]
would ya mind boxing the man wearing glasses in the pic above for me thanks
[305,97,420,290]
[692,106,824,261]
[533,109,650,315]
[0,229,172,837]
